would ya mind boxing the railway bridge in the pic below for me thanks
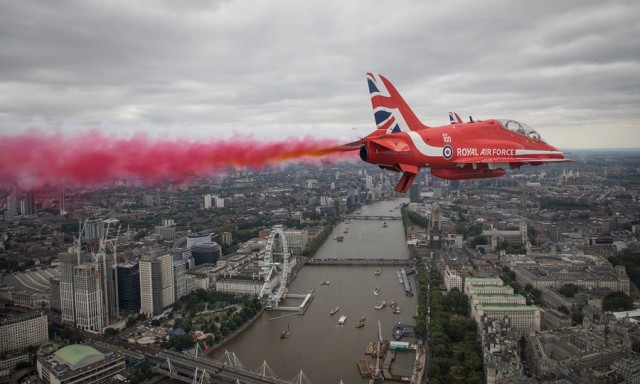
[150,349,312,384]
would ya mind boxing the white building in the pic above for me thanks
[0,312,48,353]
[58,252,79,323]
[283,229,309,255]
[444,267,463,292]
[139,253,175,316]
[466,285,515,296]
[464,277,505,295]
[213,195,224,208]
[474,306,540,335]
[216,272,278,296]
[73,263,104,332]
[204,194,224,208]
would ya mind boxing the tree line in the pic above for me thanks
[427,268,483,384]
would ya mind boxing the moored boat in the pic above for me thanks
[374,268,381,275]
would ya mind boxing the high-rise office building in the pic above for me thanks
[20,191,36,215]
[117,263,140,314]
[139,253,175,316]
[409,183,421,203]
[4,187,17,221]
[49,277,61,312]
[58,252,79,323]
[59,185,66,215]
[173,260,187,301]
[73,263,104,332]
[95,251,118,324]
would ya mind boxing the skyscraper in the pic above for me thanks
[59,185,66,215]
[409,183,421,203]
[117,263,140,314]
[139,253,175,316]
[4,187,17,221]
[21,191,36,215]
[173,260,187,301]
[94,251,118,324]
[58,252,79,323]
[73,263,104,332]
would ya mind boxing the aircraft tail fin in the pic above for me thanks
[449,112,463,124]
[367,73,429,134]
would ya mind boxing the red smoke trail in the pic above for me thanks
[0,130,357,188]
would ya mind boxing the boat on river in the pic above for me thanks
[373,287,380,295]
[374,268,381,275]
[280,325,290,339]
[321,281,330,285]
[330,306,340,315]
[338,315,347,325]
[356,321,365,328]
[374,301,387,310]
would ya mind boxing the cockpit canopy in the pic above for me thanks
[498,119,544,142]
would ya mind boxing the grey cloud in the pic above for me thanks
[0,0,638,148]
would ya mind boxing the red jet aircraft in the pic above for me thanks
[341,73,572,193]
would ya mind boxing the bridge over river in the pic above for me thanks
[302,257,411,266]
[150,349,312,384]
[343,215,401,220]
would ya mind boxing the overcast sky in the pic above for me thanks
[1,0,639,149]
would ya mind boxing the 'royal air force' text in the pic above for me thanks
[456,148,515,157]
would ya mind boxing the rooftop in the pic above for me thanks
[477,305,539,311]
[53,344,104,370]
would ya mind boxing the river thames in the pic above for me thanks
[210,198,418,383]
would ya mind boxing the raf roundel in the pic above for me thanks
[442,145,453,160]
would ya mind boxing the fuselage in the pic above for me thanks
[360,119,565,175]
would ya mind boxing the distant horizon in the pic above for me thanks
[560,147,640,152]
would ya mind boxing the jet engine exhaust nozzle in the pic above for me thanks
[359,145,369,161]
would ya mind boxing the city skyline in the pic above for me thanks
[0,1,639,149]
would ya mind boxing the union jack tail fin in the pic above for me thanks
[366,73,429,134]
